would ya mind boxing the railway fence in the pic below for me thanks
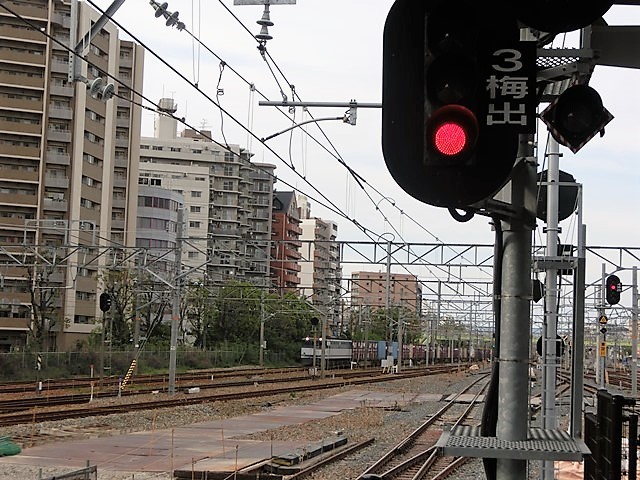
[0,346,289,381]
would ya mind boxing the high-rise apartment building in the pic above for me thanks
[350,271,422,314]
[0,0,143,350]
[270,191,302,294]
[297,195,341,329]
[139,100,276,285]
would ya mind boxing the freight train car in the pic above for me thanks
[301,339,431,368]
[300,337,353,367]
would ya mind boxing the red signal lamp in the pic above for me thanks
[426,105,478,162]
[605,274,621,305]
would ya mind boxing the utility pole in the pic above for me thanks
[599,263,607,388]
[364,305,370,368]
[570,213,586,438]
[632,266,638,397]
[496,136,537,480]
[434,280,441,365]
[168,208,184,395]
[320,315,327,378]
[542,137,560,480]
[259,289,265,367]
[385,239,392,356]
[397,301,403,372]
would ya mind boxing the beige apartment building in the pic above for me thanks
[0,0,143,350]
[350,271,422,314]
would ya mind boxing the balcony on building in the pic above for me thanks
[112,175,127,188]
[0,96,43,112]
[50,12,71,28]
[45,151,70,165]
[0,165,38,183]
[112,197,126,209]
[0,24,44,42]
[43,198,68,211]
[48,105,72,120]
[44,174,69,189]
[50,60,69,74]
[282,273,300,285]
[0,143,39,158]
[51,36,71,52]
[49,82,74,99]
[47,128,71,142]
[3,49,46,66]
[0,119,41,135]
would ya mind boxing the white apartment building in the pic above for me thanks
[139,99,276,284]
[297,195,341,331]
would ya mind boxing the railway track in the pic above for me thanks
[0,364,467,414]
[0,366,303,394]
[0,364,470,426]
[357,373,489,480]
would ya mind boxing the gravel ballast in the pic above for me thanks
[0,368,566,479]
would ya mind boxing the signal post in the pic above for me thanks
[381,1,621,478]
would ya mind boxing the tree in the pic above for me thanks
[184,282,217,349]
[135,270,171,348]
[100,269,137,348]
[25,247,65,351]
[266,291,317,360]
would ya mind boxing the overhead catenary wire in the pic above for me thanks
[0,1,359,235]
[4,1,493,315]
[106,1,492,310]
[214,1,497,295]
[81,0,371,241]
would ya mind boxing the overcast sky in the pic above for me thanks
[90,0,640,319]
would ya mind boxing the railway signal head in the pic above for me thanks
[540,84,613,153]
[99,292,112,312]
[515,1,614,33]
[382,0,535,208]
[605,274,621,305]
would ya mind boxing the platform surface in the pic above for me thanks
[0,389,443,474]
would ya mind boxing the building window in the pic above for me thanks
[189,221,201,228]
[190,205,201,213]
[80,198,95,209]
[74,315,93,324]
[191,191,202,198]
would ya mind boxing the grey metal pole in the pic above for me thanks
[496,137,536,479]
[469,302,473,362]
[386,240,392,354]
[600,263,606,389]
[259,290,265,367]
[397,304,403,373]
[570,220,586,438]
[320,315,326,378]
[632,266,638,396]
[365,306,370,369]
[168,208,183,395]
[435,280,441,365]
[542,138,560,480]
